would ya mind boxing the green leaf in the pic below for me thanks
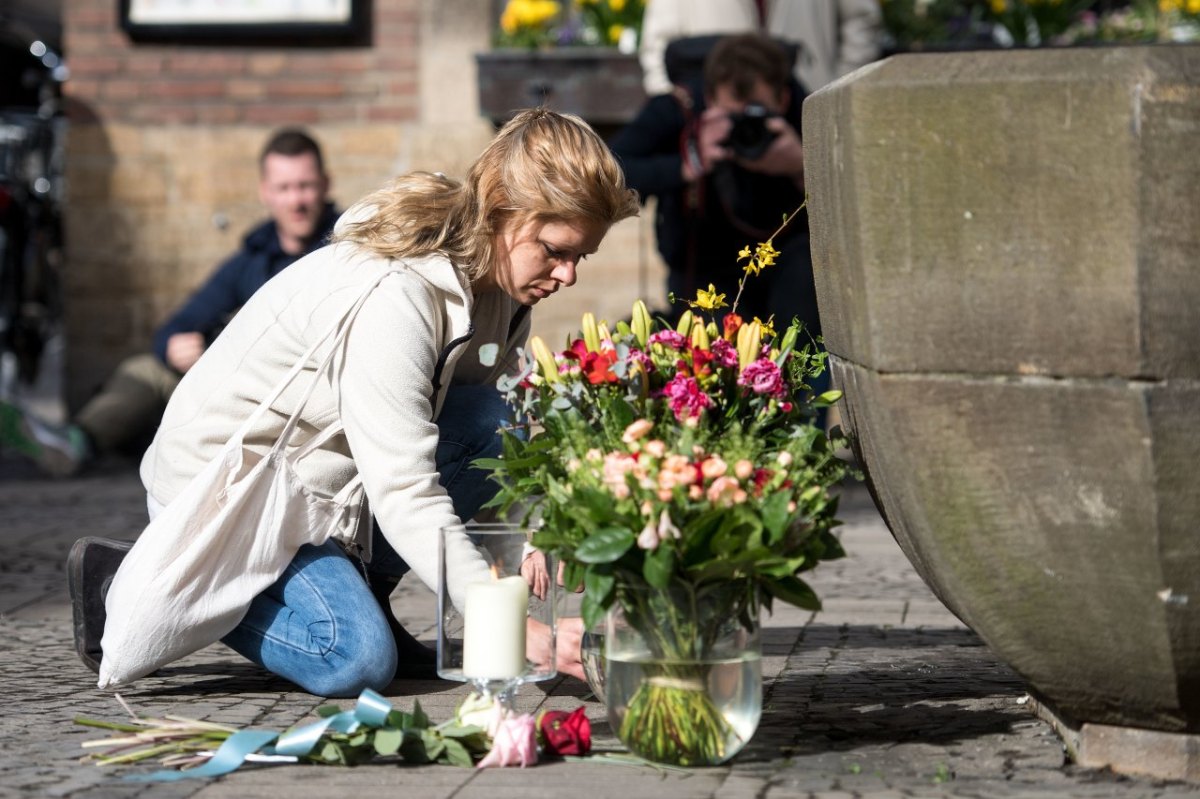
[581,590,606,630]
[421,729,446,762]
[561,558,586,592]
[319,741,346,764]
[583,567,616,604]
[574,527,635,564]
[441,737,474,768]
[761,490,792,541]
[765,576,822,610]
[315,704,342,718]
[373,727,403,756]
[642,544,673,589]
[814,390,843,406]
[410,699,429,730]
[399,730,432,764]
[440,724,485,739]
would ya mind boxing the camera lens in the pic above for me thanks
[724,104,777,161]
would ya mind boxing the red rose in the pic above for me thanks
[538,706,592,757]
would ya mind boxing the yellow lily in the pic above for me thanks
[631,299,652,347]
[581,312,600,353]
[737,320,762,370]
[529,335,560,382]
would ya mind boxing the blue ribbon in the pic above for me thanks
[125,689,396,782]
[272,688,393,757]
[125,730,281,783]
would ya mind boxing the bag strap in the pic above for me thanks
[229,269,400,452]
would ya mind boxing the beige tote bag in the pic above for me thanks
[98,272,396,688]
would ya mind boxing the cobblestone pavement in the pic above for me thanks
[1,459,1197,799]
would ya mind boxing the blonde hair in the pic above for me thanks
[334,108,639,283]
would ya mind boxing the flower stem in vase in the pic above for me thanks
[616,663,737,766]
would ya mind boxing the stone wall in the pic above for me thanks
[59,0,664,409]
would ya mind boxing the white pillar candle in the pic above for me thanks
[462,574,529,679]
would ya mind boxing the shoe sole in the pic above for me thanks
[68,537,134,674]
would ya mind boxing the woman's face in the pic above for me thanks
[483,217,610,306]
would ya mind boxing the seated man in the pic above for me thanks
[0,128,339,476]
[610,32,817,333]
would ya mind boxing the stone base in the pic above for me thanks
[1030,695,1200,782]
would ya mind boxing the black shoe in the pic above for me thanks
[368,573,439,680]
[68,537,133,673]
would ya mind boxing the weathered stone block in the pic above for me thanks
[806,46,1200,380]
[804,44,1200,735]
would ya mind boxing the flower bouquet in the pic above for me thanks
[481,208,854,765]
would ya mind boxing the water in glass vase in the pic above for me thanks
[581,626,607,703]
[605,651,762,766]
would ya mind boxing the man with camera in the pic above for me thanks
[610,32,816,331]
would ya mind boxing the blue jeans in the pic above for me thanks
[220,384,509,697]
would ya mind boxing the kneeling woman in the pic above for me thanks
[76,109,639,697]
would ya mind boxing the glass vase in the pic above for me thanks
[436,523,562,708]
[603,582,762,766]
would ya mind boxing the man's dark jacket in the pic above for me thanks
[152,204,339,366]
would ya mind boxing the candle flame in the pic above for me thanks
[489,564,500,580]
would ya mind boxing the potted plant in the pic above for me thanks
[477,0,648,127]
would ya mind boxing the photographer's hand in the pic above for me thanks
[684,108,735,182]
[737,117,805,188]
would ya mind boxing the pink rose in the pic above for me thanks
[477,713,538,768]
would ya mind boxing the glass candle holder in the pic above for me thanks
[437,523,560,706]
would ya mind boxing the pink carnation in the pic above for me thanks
[738,358,786,399]
[649,330,687,349]
[711,339,739,368]
[663,374,712,421]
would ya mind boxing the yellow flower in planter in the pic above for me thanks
[497,0,562,47]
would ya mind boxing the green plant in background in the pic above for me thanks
[984,0,1095,45]
[575,0,646,49]
[879,0,1197,48]
[1157,0,1200,38]
[879,0,990,51]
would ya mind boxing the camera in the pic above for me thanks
[723,103,778,161]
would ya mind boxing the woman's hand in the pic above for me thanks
[521,551,584,600]
[527,616,585,681]
[520,550,551,600]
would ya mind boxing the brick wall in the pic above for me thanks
[62,0,420,126]
[58,0,448,409]
[57,0,665,410]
